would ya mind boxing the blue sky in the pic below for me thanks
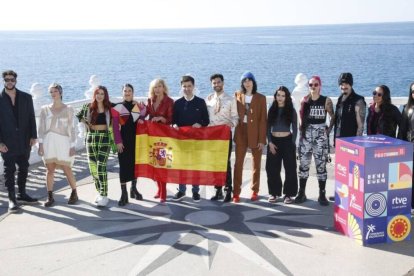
[1,0,413,30]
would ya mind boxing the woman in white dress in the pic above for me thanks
[38,83,78,207]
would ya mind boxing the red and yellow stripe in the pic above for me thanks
[135,121,230,185]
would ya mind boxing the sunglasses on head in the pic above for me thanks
[4,78,15,83]
[309,83,319,88]
[372,91,383,97]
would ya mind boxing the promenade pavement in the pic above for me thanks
[0,150,413,276]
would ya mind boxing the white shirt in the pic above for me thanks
[205,92,239,127]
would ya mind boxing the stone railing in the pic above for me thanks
[0,91,408,177]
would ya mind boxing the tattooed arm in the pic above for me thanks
[355,99,366,136]
[325,97,335,135]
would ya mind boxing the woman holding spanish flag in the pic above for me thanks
[145,79,174,203]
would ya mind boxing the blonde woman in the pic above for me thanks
[38,83,78,207]
[145,79,174,202]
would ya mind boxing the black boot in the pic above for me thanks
[295,178,307,203]
[8,190,20,213]
[318,180,329,206]
[223,191,232,203]
[211,187,224,201]
[130,179,143,200]
[317,180,329,205]
[68,189,79,205]
[44,191,55,207]
[118,185,129,206]
[17,183,38,203]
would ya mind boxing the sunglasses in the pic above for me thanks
[309,83,319,88]
[4,78,16,83]
[372,91,383,97]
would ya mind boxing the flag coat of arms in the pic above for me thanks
[135,121,230,185]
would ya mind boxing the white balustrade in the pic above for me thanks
[0,74,410,179]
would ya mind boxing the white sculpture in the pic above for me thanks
[292,73,308,109]
[84,75,101,99]
[292,73,309,146]
[29,83,44,111]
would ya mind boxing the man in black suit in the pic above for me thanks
[0,70,38,213]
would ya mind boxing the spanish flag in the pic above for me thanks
[135,121,230,185]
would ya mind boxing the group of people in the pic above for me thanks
[1,69,414,214]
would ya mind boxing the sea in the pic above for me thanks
[0,22,413,103]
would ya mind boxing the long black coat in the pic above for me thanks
[0,89,37,157]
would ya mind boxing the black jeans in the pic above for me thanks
[2,151,30,198]
[215,131,233,193]
[266,135,298,197]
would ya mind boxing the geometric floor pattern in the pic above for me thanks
[0,152,413,275]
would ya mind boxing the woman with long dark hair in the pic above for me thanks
[112,84,145,206]
[233,71,267,203]
[397,82,414,213]
[265,86,298,204]
[366,85,401,137]
[76,86,113,207]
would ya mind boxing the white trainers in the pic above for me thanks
[8,200,20,213]
[97,196,109,207]
[94,195,102,204]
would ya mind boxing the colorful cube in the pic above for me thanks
[334,135,412,245]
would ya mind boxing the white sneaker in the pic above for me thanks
[8,200,20,213]
[94,195,102,204]
[97,196,109,207]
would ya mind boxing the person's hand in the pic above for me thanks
[172,124,179,130]
[30,138,37,147]
[138,119,144,124]
[117,143,124,153]
[38,144,44,156]
[152,116,166,123]
[82,119,91,130]
[192,123,201,128]
[257,143,264,151]
[69,147,76,157]
[268,142,277,155]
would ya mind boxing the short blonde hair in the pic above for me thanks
[148,79,169,99]
[48,83,63,99]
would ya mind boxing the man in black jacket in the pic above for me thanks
[171,75,210,202]
[0,70,38,213]
[331,72,366,201]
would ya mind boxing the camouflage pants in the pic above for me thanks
[298,124,328,181]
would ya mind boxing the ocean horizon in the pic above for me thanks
[1,21,413,103]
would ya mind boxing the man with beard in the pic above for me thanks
[205,74,238,202]
[331,72,366,201]
[0,70,38,213]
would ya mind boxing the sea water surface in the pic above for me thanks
[0,22,413,103]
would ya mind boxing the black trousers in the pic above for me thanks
[2,151,30,199]
[215,131,233,193]
[266,135,298,197]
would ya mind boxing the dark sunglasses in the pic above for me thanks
[309,83,319,87]
[372,91,383,97]
[4,78,16,83]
